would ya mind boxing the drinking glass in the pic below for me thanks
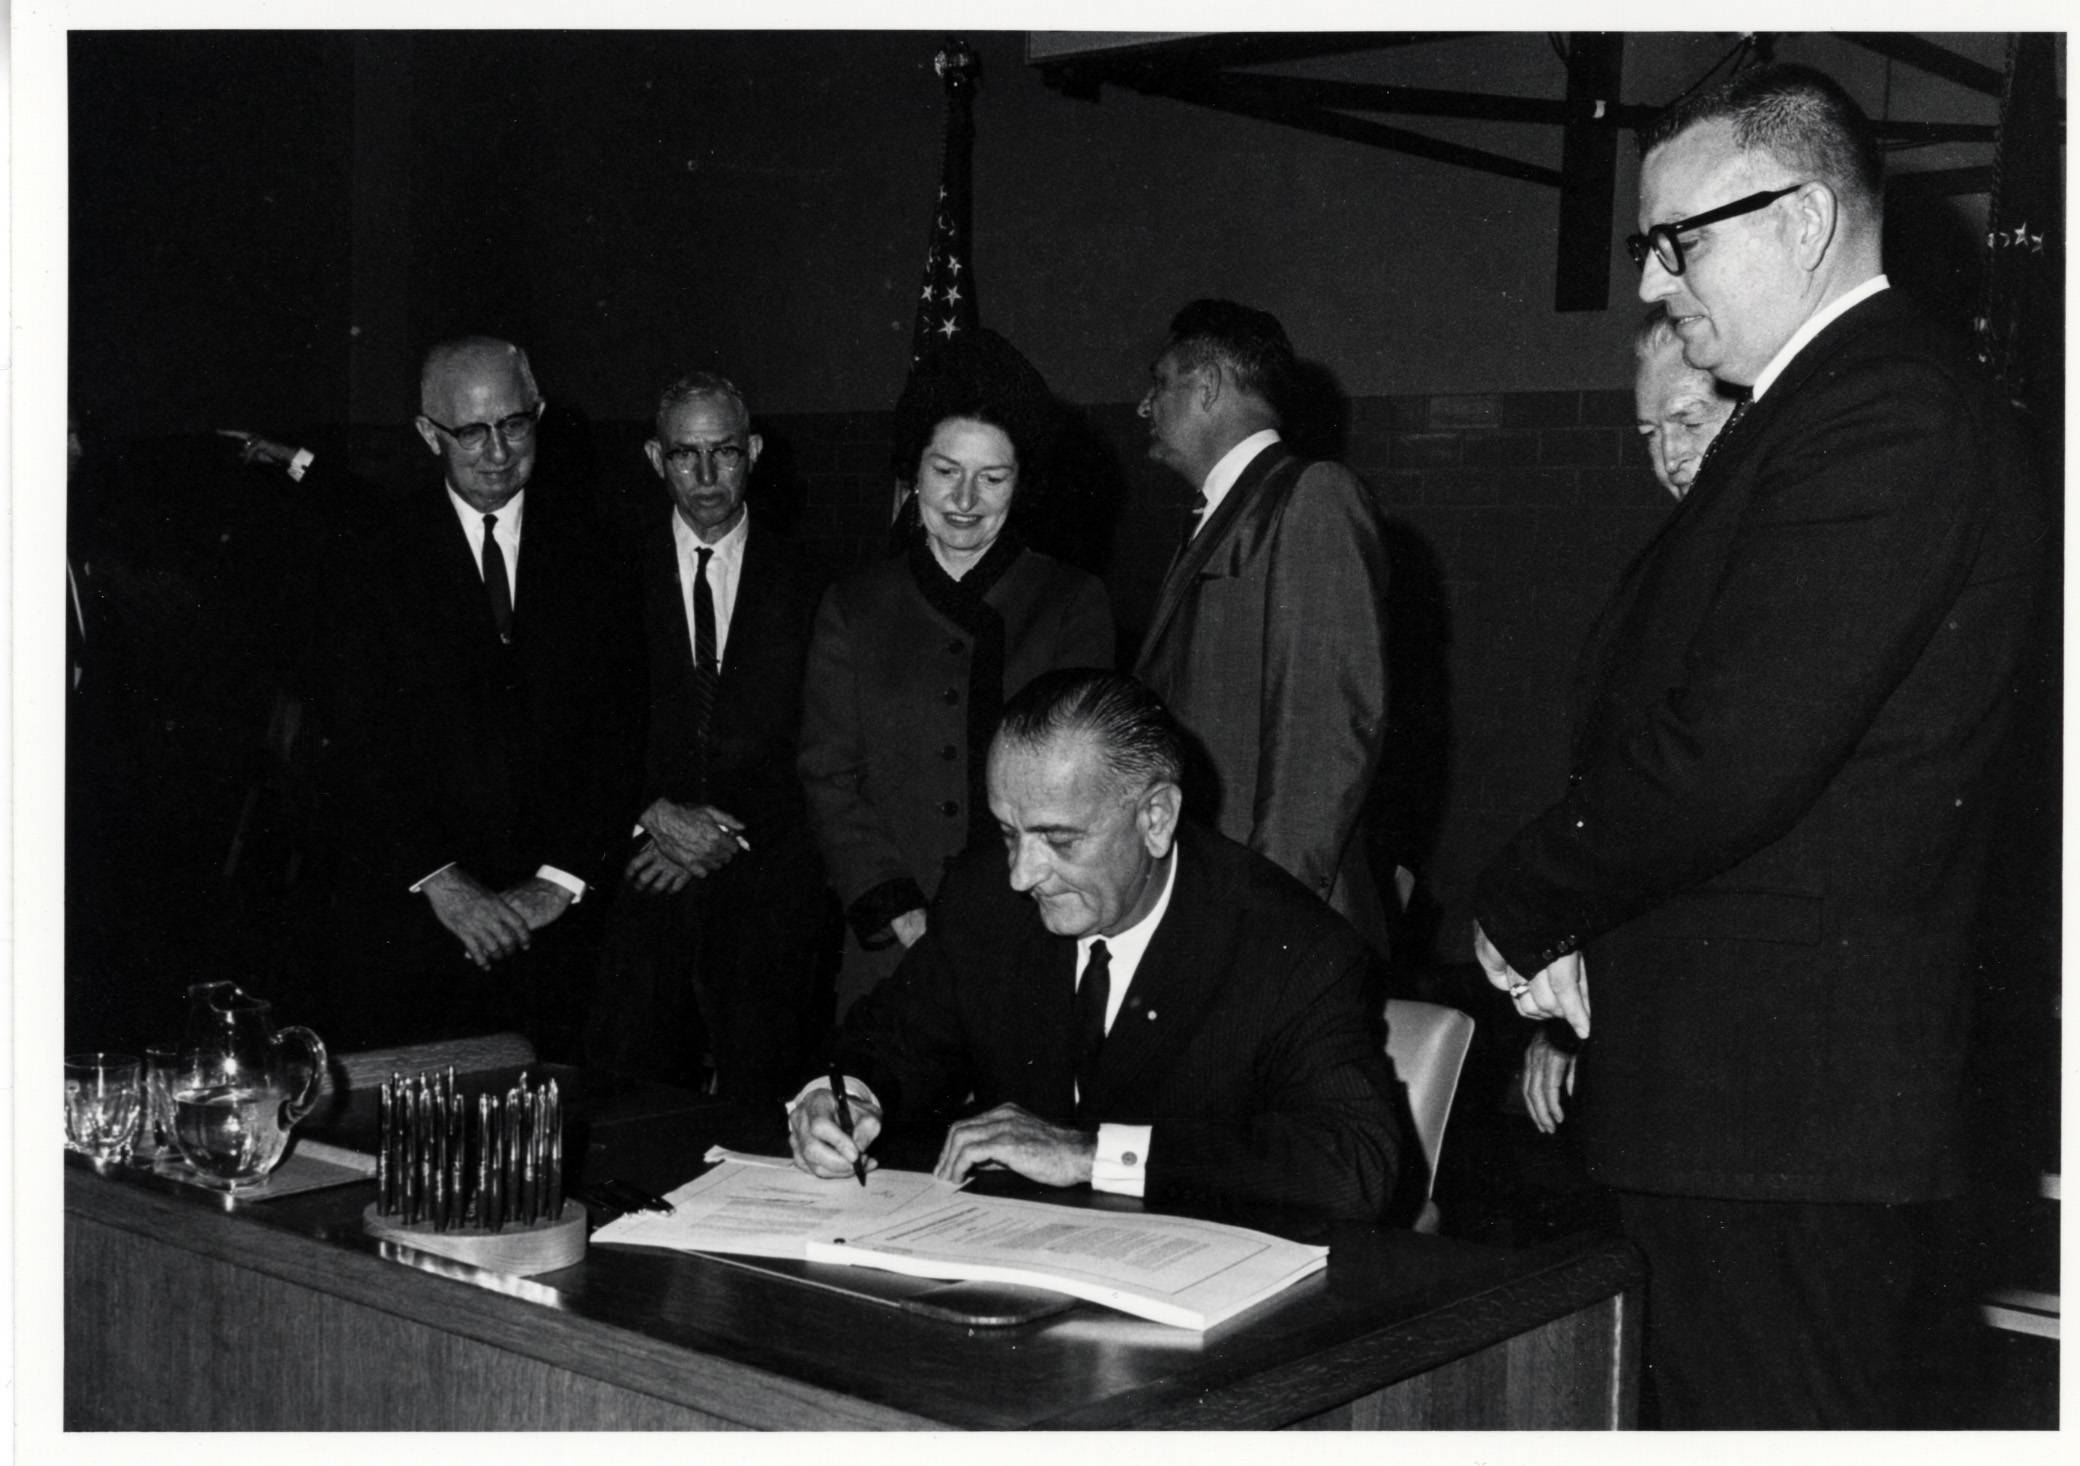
[139,1046,186,1161]
[64,1052,142,1164]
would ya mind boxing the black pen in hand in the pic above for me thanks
[827,1065,868,1186]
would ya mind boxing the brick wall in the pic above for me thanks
[736,386,1670,966]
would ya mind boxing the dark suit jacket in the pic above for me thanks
[835,822,1403,1222]
[1475,289,2048,1204]
[322,477,641,922]
[583,510,831,1095]
[1134,442,1392,954]
[636,509,826,862]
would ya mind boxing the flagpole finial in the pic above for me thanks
[934,39,980,94]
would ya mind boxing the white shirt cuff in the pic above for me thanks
[1091,1123,1151,1197]
[537,865,586,902]
[409,860,458,894]
[287,448,314,482]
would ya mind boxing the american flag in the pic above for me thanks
[892,40,982,541]
[1974,33,2061,431]
[908,40,982,370]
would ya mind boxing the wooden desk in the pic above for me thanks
[66,1072,1641,1430]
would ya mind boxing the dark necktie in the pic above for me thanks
[691,546,719,739]
[1074,939,1112,1105]
[481,514,512,644]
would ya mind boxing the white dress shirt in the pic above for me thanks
[1751,275,1890,402]
[673,505,749,661]
[1189,428,1282,539]
[445,483,524,606]
[1082,845,1180,1197]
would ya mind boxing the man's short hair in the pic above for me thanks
[419,336,539,415]
[1633,303,1683,360]
[1162,299,1297,416]
[998,669,1185,798]
[1641,63,1883,223]
[655,371,751,438]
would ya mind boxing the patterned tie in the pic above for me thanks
[1697,394,1751,478]
[1074,939,1112,1107]
[481,514,512,644]
[691,546,719,740]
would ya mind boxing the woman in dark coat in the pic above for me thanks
[800,333,1114,1013]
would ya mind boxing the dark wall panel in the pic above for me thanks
[70,31,357,435]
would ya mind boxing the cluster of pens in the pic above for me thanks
[375,1068,562,1233]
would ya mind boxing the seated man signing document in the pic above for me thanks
[788,669,1402,1222]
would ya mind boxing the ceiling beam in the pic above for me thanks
[1128,71,1565,188]
[1842,33,2006,97]
[1184,70,1660,129]
[1555,33,1624,312]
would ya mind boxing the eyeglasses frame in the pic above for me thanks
[660,440,751,475]
[421,400,545,455]
[1626,183,1809,276]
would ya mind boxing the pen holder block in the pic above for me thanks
[362,1199,587,1277]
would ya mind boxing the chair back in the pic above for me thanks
[1383,999,1476,1203]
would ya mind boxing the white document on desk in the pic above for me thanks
[805,1194,1328,1330]
[591,1159,966,1260]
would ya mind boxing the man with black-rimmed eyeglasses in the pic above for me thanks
[1473,64,2047,1427]
[299,336,641,1062]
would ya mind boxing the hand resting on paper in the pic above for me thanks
[788,1084,884,1179]
[934,1102,1096,1188]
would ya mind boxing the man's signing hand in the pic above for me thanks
[788,1084,884,1180]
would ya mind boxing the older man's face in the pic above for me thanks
[988,731,1174,940]
[646,394,760,543]
[416,353,539,513]
[1635,339,1735,500]
[1637,119,1809,387]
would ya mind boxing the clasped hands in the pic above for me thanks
[626,799,748,894]
[421,866,573,970]
[789,1092,1096,1189]
[1474,921,1591,1040]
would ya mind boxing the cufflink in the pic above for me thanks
[1121,1152,1139,1166]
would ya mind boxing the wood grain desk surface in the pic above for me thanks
[66,1064,1642,1430]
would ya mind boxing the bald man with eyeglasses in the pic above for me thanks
[299,336,641,1059]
